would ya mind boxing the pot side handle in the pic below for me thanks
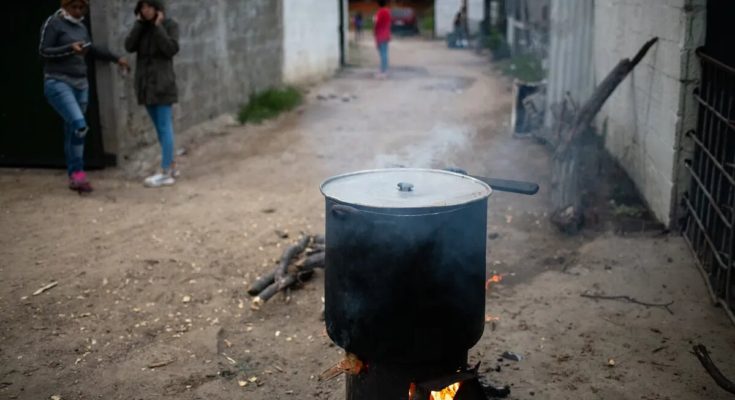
[331,204,362,220]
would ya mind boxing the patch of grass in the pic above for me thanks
[495,54,545,82]
[419,10,434,35]
[238,87,303,124]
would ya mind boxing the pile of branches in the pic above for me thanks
[248,234,325,310]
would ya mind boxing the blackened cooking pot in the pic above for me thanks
[321,168,494,363]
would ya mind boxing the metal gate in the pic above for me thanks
[683,49,735,323]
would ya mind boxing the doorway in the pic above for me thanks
[0,1,106,169]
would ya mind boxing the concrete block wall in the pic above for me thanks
[593,0,705,225]
[283,0,341,84]
[91,0,284,165]
[435,0,484,37]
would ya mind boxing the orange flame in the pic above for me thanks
[485,274,503,290]
[485,314,500,322]
[408,382,462,400]
[431,383,461,400]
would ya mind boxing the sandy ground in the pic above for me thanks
[1,38,734,400]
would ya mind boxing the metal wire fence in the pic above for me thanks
[683,49,735,323]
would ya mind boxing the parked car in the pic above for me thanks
[391,7,419,35]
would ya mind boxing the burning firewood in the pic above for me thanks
[318,353,364,381]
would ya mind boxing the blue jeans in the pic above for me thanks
[378,41,389,73]
[44,79,89,176]
[146,105,175,171]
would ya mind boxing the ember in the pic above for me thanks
[485,314,500,322]
[485,274,503,290]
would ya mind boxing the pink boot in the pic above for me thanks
[69,171,93,194]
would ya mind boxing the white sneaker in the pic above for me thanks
[144,172,175,188]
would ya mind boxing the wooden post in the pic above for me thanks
[550,38,659,232]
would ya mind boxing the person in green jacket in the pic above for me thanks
[125,0,180,188]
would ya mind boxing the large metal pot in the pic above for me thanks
[321,168,494,363]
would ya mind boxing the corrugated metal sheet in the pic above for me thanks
[544,0,595,128]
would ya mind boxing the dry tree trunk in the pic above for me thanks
[550,37,659,233]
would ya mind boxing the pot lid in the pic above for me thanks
[320,168,492,209]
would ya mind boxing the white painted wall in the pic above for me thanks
[283,0,341,84]
[435,0,484,37]
[593,0,705,225]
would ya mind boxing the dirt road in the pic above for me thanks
[1,38,734,400]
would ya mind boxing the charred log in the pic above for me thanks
[274,235,312,285]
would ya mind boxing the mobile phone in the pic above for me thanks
[81,42,92,49]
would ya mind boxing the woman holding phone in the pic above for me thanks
[40,0,129,193]
[125,0,181,188]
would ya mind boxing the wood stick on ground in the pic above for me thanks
[581,293,674,314]
[249,252,324,298]
[251,270,315,310]
[274,235,312,285]
[693,344,735,395]
[275,236,313,290]
[550,37,659,232]
[147,359,175,369]
[306,244,326,255]
[33,281,58,296]
[247,270,276,296]
[297,252,325,270]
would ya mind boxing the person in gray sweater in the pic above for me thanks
[40,0,129,193]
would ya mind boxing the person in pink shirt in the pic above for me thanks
[373,0,391,78]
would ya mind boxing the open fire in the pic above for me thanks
[431,382,461,400]
[409,382,462,400]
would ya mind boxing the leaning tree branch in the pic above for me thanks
[550,37,659,233]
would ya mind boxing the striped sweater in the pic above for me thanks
[39,10,119,85]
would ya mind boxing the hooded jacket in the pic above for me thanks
[125,0,179,105]
[39,9,119,87]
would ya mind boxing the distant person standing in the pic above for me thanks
[453,6,468,48]
[354,12,364,41]
[39,0,129,193]
[373,0,392,78]
[125,0,180,188]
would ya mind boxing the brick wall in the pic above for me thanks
[593,0,705,225]
[91,0,284,165]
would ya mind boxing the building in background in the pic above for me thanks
[504,0,550,57]
[283,0,347,84]
[1,0,347,170]
[543,0,706,227]
[434,0,484,37]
